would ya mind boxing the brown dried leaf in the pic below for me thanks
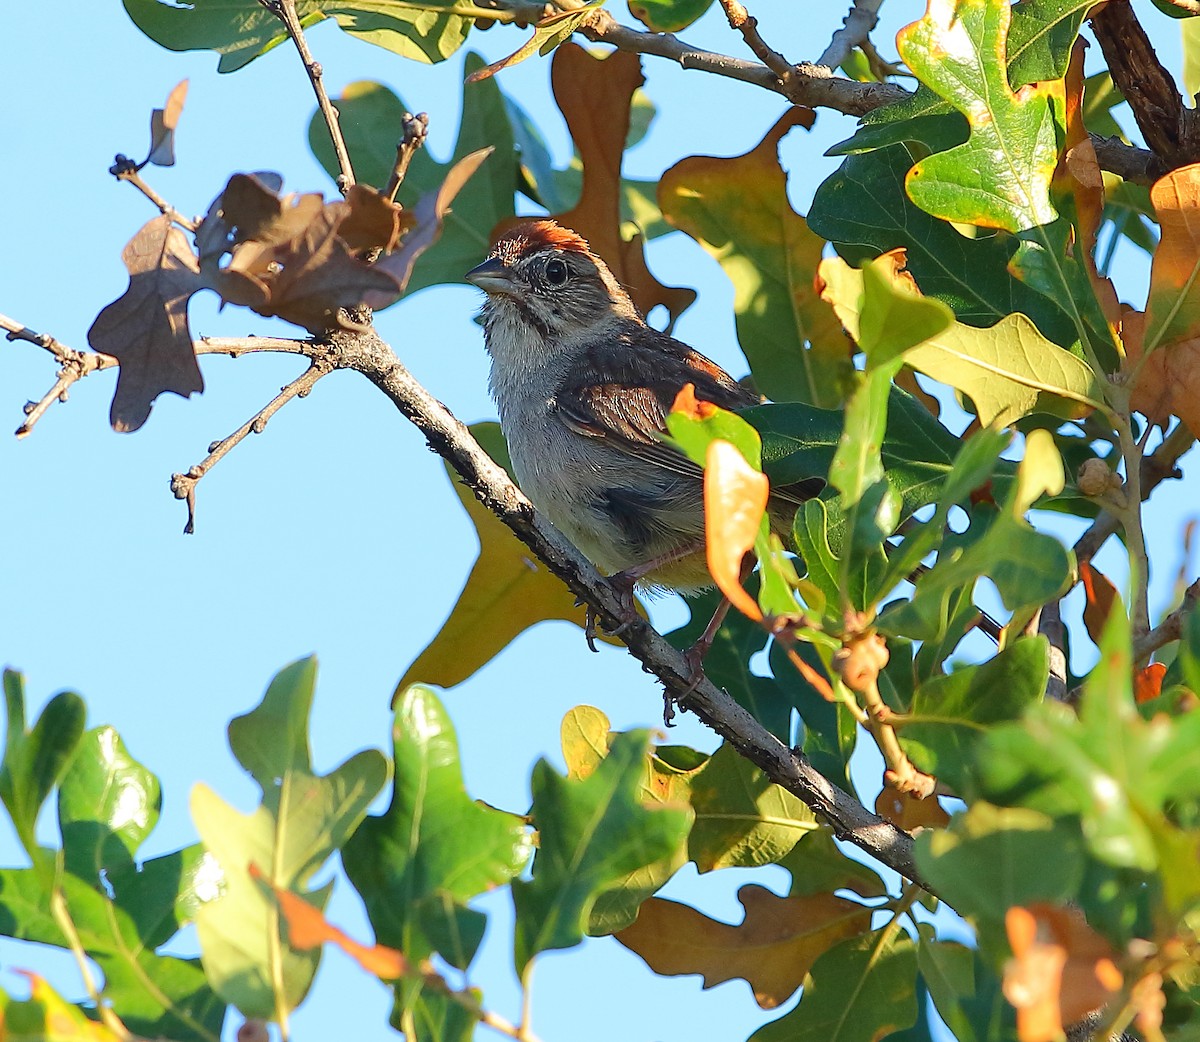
[335,184,413,254]
[615,886,872,1009]
[495,43,695,326]
[370,147,494,303]
[1121,308,1174,428]
[1134,662,1167,704]
[704,439,768,623]
[1003,904,1123,1042]
[221,173,325,248]
[87,214,203,432]
[1146,164,1200,352]
[147,79,188,167]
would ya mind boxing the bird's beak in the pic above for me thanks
[465,257,520,296]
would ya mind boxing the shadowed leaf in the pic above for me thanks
[147,79,187,167]
[87,215,204,432]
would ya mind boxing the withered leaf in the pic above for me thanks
[87,214,203,432]
[335,183,413,254]
[495,43,695,327]
[221,173,325,248]
[146,79,188,168]
[616,886,872,1009]
[369,147,494,303]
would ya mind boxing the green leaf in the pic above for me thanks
[190,657,388,1019]
[308,55,515,292]
[901,638,1050,793]
[343,685,532,969]
[627,0,713,33]
[0,671,86,861]
[401,985,479,1042]
[687,743,818,872]
[659,111,850,407]
[123,0,515,72]
[916,803,1085,925]
[512,731,691,971]
[808,144,1078,347]
[917,929,1015,1042]
[897,0,1063,233]
[0,718,226,1042]
[58,727,160,882]
[750,930,918,1042]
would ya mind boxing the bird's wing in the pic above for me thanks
[554,331,757,479]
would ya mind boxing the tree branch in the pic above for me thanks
[714,0,794,80]
[1133,578,1200,663]
[9,319,925,887]
[818,0,886,71]
[579,10,1154,168]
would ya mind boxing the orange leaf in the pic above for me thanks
[671,383,716,421]
[615,886,872,1009]
[1004,904,1122,1042]
[1079,561,1119,646]
[1146,164,1200,353]
[704,440,769,622]
[1121,308,1175,428]
[493,43,695,326]
[249,863,410,980]
[1134,662,1167,704]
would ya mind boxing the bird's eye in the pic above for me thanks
[544,257,570,286]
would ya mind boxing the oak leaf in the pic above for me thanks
[146,79,188,168]
[495,43,695,327]
[1079,561,1119,646]
[615,886,872,1009]
[1145,163,1200,352]
[1003,903,1122,1042]
[87,214,204,432]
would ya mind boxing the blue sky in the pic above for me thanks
[1,3,1193,1040]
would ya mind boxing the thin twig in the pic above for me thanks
[109,158,198,231]
[1039,602,1069,702]
[170,353,334,534]
[715,0,793,79]
[818,0,886,71]
[261,0,355,194]
[385,113,430,203]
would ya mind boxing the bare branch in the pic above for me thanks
[108,158,198,231]
[714,0,793,80]
[1039,602,1069,703]
[1090,134,1167,187]
[818,0,886,70]
[260,0,356,194]
[170,349,335,534]
[385,112,430,203]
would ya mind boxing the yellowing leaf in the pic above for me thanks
[616,886,873,1009]
[1080,561,1119,647]
[466,3,604,81]
[821,256,1103,426]
[705,440,769,622]
[87,214,204,433]
[0,973,125,1042]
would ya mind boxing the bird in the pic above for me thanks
[465,219,822,609]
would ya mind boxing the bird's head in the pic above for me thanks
[465,220,640,344]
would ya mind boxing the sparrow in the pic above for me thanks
[465,219,821,599]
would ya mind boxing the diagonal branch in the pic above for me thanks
[329,326,927,887]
